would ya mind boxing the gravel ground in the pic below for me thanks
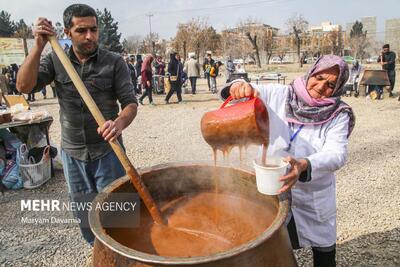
[0,75,399,267]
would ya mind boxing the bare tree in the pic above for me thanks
[286,13,309,67]
[262,31,277,64]
[201,25,220,58]
[172,22,190,59]
[237,18,263,68]
[154,38,168,58]
[245,32,261,67]
[122,34,144,54]
[172,18,220,62]
[367,39,383,58]
[13,19,32,38]
[327,30,343,55]
[220,29,252,62]
[13,19,32,56]
[143,32,160,54]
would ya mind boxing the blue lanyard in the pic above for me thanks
[286,124,304,151]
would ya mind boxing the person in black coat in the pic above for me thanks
[165,52,182,104]
[203,52,214,91]
[378,44,397,98]
[126,57,138,95]
[134,57,143,94]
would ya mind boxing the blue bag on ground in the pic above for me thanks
[0,129,23,189]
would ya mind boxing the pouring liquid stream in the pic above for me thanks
[164,142,268,242]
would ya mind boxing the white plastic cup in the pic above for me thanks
[253,156,289,195]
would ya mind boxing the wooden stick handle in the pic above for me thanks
[48,36,164,224]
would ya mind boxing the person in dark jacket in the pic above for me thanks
[126,56,138,95]
[16,4,138,245]
[378,44,396,98]
[225,58,235,82]
[135,56,143,94]
[210,61,223,94]
[9,64,20,95]
[139,55,155,105]
[203,52,214,91]
[153,55,165,94]
[165,52,183,104]
[154,55,165,75]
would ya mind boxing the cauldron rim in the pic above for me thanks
[89,161,289,265]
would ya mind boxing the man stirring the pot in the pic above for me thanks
[17,4,138,245]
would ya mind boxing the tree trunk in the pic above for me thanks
[266,53,272,65]
[23,38,28,57]
[183,41,187,62]
[293,26,302,68]
[296,37,302,68]
[246,32,261,68]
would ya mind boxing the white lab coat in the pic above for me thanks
[254,83,350,248]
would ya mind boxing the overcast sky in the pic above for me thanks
[2,0,399,40]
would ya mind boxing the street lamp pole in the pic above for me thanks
[146,13,154,54]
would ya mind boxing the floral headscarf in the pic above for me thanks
[285,55,355,137]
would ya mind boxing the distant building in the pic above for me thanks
[310,21,341,33]
[268,21,347,63]
[221,23,279,65]
[385,18,400,55]
[224,23,279,37]
[361,16,377,41]
[307,22,345,56]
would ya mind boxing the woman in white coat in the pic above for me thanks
[222,55,355,267]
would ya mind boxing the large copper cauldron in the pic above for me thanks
[89,162,297,267]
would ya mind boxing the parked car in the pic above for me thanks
[233,59,244,65]
[342,56,355,64]
[366,56,379,64]
[281,57,292,64]
[270,57,282,64]
[305,57,318,64]
[246,58,256,65]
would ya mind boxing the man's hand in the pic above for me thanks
[97,120,124,142]
[229,81,259,100]
[146,81,151,88]
[33,17,55,49]
[278,156,309,193]
[97,103,138,142]
[16,17,55,93]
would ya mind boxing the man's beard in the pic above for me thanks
[75,41,98,56]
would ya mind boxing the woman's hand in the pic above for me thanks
[146,81,151,88]
[278,156,309,193]
[97,120,124,142]
[229,81,259,100]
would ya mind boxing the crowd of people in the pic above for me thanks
[122,50,227,106]
[1,51,230,109]
[0,64,20,105]
[6,41,394,108]
[0,63,57,104]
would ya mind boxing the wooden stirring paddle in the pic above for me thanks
[48,36,165,225]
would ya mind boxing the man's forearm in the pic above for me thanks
[16,45,43,93]
[116,103,138,130]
